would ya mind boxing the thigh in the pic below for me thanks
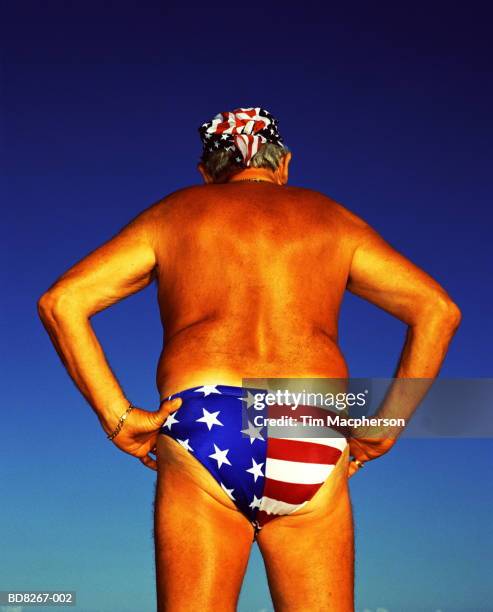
[256,446,354,612]
[154,435,253,612]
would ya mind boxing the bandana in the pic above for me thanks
[199,107,285,166]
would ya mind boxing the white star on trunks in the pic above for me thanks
[246,458,264,482]
[221,483,235,500]
[237,390,261,409]
[177,438,193,452]
[249,495,262,510]
[195,385,222,397]
[240,420,265,444]
[209,444,232,468]
[163,412,179,429]
[196,408,223,430]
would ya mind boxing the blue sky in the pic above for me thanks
[1,2,492,611]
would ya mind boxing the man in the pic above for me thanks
[38,107,461,611]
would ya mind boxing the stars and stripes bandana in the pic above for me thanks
[198,107,285,166]
[158,384,348,537]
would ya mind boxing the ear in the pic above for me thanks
[197,163,214,184]
[278,151,292,184]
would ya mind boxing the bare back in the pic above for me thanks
[152,183,364,396]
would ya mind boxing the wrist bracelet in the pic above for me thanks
[107,403,135,440]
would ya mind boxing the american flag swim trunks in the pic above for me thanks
[158,384,349,538]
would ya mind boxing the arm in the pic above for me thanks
[346,222,461,463]
[37,207,178,467]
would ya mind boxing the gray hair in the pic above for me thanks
[200,142,290,183]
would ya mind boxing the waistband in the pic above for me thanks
[160,384,269,404]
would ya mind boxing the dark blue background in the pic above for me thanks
[2,2,492,611]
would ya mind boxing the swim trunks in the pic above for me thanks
[158,384,348,539]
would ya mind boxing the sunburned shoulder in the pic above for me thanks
[285,186,372,231]
[126,185,204,223]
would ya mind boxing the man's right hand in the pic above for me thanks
[108,398,182,471]
[347,436,396,478]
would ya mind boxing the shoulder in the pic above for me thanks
[129,185,207,224]
[143,185,206,212]
[120,185,212,246]
[286,186,373,232]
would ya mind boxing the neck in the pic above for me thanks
[227,168,280,184]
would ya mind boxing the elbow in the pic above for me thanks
[427,294,462,331]
[445,300,462,330]
[37,286,79,324]
[37,290,56,322]
[410,293,462,331]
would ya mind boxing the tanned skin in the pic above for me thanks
[38,151,461,611]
